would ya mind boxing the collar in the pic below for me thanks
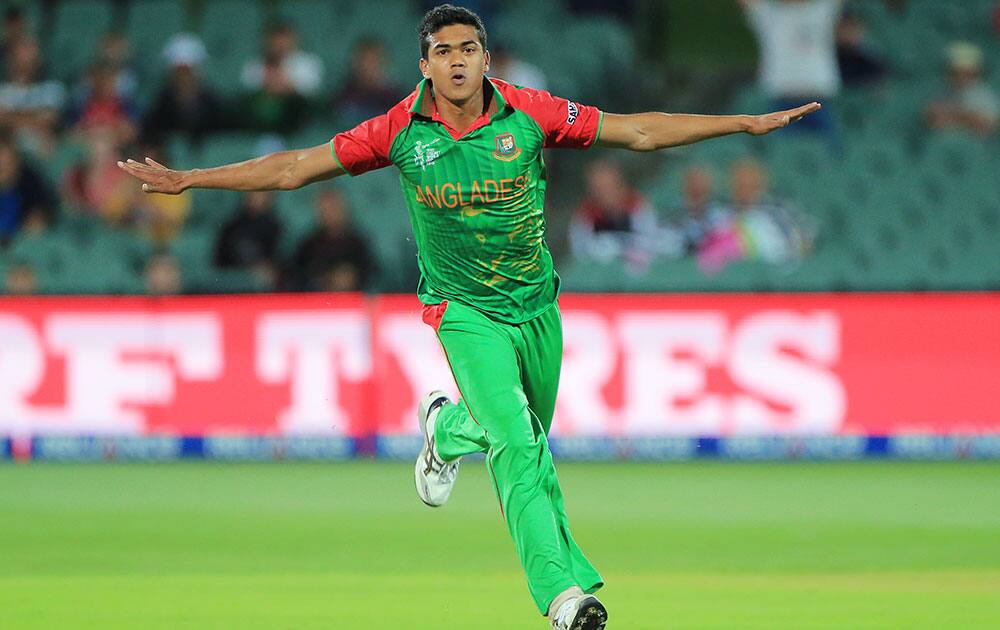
[409,76,505,122]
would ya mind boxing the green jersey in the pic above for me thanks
[331,77,604,323]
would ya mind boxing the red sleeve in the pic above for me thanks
[330,97,413,176]
[496,81,603,149]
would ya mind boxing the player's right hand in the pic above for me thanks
[117,157,188,194]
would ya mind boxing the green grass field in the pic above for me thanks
[2,461,999,628]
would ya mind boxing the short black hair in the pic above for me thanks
[418,4,487,60]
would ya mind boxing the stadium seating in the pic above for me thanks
[2,0,998,296]
[47,0,115,83]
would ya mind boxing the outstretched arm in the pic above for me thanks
[596,102,822,152]
[117,143,345,194]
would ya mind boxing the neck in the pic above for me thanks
[432,81,485,132]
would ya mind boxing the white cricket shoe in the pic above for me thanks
[415,390,460,507]
[551,594,608,630]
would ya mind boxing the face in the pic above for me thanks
[318,190,348,230]
[356,43,385,83]
[0,144,21,185]
[100,33,129,64]
[92,69,117,98]
[5,265,36,295]
[836,17,864,46]
[419,24,489,104]
[684,168,713,206]
[145,256,181,295]
[266,28,296,58]
[245,191,272,214]
[586,160,628,209]
[731,161,767,206]
[9,39,39,81]
[949,66,979,89]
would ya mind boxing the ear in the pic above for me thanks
[483,49,490,74]
[419,57,429,79]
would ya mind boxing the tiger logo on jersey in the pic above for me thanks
[492,133,521,161]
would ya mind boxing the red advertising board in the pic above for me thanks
[1,293,997,437]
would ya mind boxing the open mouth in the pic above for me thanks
[450,73,466,86]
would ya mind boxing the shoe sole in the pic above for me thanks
[570,596,608,630]
[415,391,448,508]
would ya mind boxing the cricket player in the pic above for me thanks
[119,5,819,628]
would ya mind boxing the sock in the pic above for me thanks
[546,586,584,619]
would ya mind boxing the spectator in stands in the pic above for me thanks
[214,191,282,289]
[64,133,190,245]
[569,158,677,269]
[61,125,134,222]
[672,165,731,256]
[1,7,30,71]
[240,21,322,134]
[739,0,841,137]
[699,158,814,272]
[3,259,36,295]
[127,142,191,246]
[925,42,999,137]
[93,31,138,100]
[66,62,139,147]
[0,37,65,156]
[490,46,547,90]
[144,252,183,295]
[142,33,226,147]
[836,10,887,87]
[333,37,405,126]
[291,188,373,292]
[0,128,55,248]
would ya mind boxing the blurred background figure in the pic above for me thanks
[925,41,999,137]
[0,127,55,247]
[671,165,731,257]
[0,37,65,156]
[835,9,888,87]
[569,158,678,271]
[92,31,138,101]
[740,0,841,139]
[240,21,321,134]
[3,258,35,294]
[144,252,182,295]
[291,187,373,292]
[142,33,225,147]
[66,62,138,147]
[489,45,548,90]
[213,190,282,290]
[126,142,190,246]
[699,158,815,273]
[61,125,134,224]
[0,6,30,70]
[333,37,405,127]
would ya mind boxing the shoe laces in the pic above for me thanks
[439,460,459,484]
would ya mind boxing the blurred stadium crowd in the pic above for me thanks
[0,0,998,297]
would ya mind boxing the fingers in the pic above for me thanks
[117,158,168,173]
[117,159,152,175]
[790,102,822,118]
[117,159,169,193]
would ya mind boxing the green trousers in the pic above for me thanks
[421,299,604,614]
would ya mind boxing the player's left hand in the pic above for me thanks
[117,157,189,194]
[746,102,822,136]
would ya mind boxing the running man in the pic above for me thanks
[119,5,819,628]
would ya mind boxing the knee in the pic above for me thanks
[491,425,545,467]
